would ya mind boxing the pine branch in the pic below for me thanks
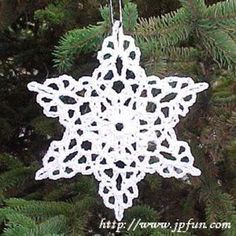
[0,196,95,235]
[0,118,12,142]
[137,8,191,47]
[125,205,159,221]
[123,2,138,33]
[205,0,236,20]
[2,225,30,236]
[179,0,206,18]
[227,140,236,159]
[30,116,58,137]
[2,211,36,229]
[161,46,199,62]
[0,208,18,223]
[137,38,160,59]
[2,215,67,236]
[68,197,95,235]
[4,198,73,220]
[205,191,235,223]
[199,172,235,224]
[52,0,236,71]
[52,2,139,72]
[53,23,108,72]
[223,214,236,236]
[0,154,23,170]
[211,75,236,103]
[138,37,198,62]
[52,6,111,72]
[25,215,67,236]
[0,167,36,194]
[137,0,236,71]
[125,205,159,236]
[199,29,236,70]
[34,0,68,25]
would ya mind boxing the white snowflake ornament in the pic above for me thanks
[28,20,208,221]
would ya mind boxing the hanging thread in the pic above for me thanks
[109,0,114,24]
[119,0,123,23]
[109,0,123,23]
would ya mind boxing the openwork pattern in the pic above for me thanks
[28,21,209,220]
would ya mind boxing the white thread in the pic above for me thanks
[28,21,209,221]
[109,0,114,24]
[119,0,123,23]
[109,0,123,23]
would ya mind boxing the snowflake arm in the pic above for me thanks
[142,129,201,178]
[35,128,101,180]
[136,75,209,128]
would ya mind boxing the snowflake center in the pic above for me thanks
[115,123,124,131]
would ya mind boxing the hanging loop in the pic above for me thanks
[119,0,123,23]
[109,0,123,24]
[109,0,114,25]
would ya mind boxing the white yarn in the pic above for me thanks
[28,21,209,221]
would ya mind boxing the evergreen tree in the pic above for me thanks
[0,0,235,235]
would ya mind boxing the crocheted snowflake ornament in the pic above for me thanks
[28,21,208,220]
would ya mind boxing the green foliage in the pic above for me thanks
[52,0,236,73]
[126,205,159,222]
[0,196,95,235]
[212,75,236,103]
[44,176,97,201]
[200,29,236,70]
[196,72,236,235]
[123,2,139,32]
[0,117,12,143]
[53,2,139,72]
[35,0,73,26]
[145,174,162,191]
[0,0,236,235]
[125,205,159,236]
[137,8,191,47]
[53,23,107,72]
[204,189,235,222]
[0,153,23,170]
[1,213,67,236]
[124,205,194,236]
[151,230,192,236]
[137,0,236,72]
[4,198,73,220]
[203,186,236,236]
[52,6,111,71]
[0,167,36,195]
[30,116,59,137]
[0,154,36,200]
[227,139,236,160]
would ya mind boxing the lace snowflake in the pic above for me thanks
[28,21,209,220]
